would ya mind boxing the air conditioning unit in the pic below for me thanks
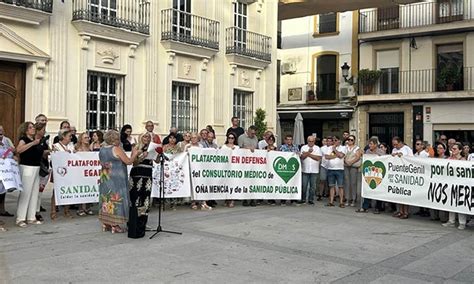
[281,62,296,74]
[339,85,356,100]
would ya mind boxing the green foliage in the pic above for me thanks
[254,108,267,140]
[437,65,462,87]
[358,69,383,85]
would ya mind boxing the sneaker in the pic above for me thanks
[350,203,355,207]
[442,221,455,228]
[458,224,466,230]
[308,201,315,205]
[344,202,349,206]
[35,214,44,222]
[242,201,249,207]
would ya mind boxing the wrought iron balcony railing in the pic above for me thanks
[359,67,474,95]
[306,82,339,103]
[360,1,474,33]
[1,0,52,13]
[72,0,150,34]
[161,8,219,50]
[226,27,272,62]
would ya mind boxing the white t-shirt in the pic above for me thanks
[415,150,429,158]
[320,145,331,168]
[300,144,322,173]
[221,144,240,151]
[258,140,267,150]
[53,142,75,152]
[467,153,474,161]
[326,145,347,170]
[392,145,413,157]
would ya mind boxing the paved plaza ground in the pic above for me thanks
[0,191,473,283]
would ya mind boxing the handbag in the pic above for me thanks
[39,158,49,177]
[345,146,362,168]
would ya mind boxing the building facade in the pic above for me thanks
[0,0,276,142]
[358,0,474,147]
[278,11,358,144]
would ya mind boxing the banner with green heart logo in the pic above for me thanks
[188,148,302,200]
[361,155,474,215]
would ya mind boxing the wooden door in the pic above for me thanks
[0,61,25,143]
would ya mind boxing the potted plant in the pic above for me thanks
[358,69,382,95]
[437,65,461,91]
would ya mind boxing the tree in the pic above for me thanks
[254,108,267,140]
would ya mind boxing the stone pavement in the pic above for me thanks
[0,191,473,284]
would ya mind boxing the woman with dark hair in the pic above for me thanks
[264,135,277,151]
[120,124,136,152]
[90,130,104,151]
[379,143,390,154]
[163,132,181,154]
[221,132,240,150]
[434,142,447,159]
[461,143,471,159]
[15,122,46,227]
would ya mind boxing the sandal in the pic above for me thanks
[339,203,345,208]
[64,211,74,218]
[201,203,213,211]
[0,226,7,232]
[16,221,27,228]
[102,224,111,232]
[86,209,94,215]
[399,214,409,219]
[50,212,57,220]
[356,208,368,213]
[76,210,87,217]
[325,203,335,207]
[191,204,198,210]
[392,212,402,218]
[111,225,125,234]
[229,201,235,208]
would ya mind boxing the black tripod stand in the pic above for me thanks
[148,152,182,239]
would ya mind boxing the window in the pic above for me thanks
[173,0,191,38]
[438,0,464,23]
[377,6,399,31]
[377,50,399,94]
[171,82,198,132]
[317,13,337,34]
[369,113,404,145]
[233,2,248,50]
[436,44,463,91]
[86,72,123,132]
[315,55,337,101]
[233,90,253,129]
[89,0,117,21]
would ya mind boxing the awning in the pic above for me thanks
[277,107,354,120]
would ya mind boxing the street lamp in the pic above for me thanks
[341,62,355,84]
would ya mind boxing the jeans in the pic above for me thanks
[302,173,319,202]
[344,166,359,203]
[327,170,344,187]
[361,198,383,210]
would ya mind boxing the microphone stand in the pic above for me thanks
[148,152,182,239]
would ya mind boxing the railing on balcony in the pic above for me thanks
[72,0,150,34]
[226,27,272,62]
[360,1,474,33]
[161,9,219,50]
[306,82,339,103]
[1,0,52,12]
[359,67,474,95]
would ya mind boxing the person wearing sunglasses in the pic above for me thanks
[343,135,362,207]
[221,133,239,208]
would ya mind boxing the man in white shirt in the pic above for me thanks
[324,136,347,207]
[299,136,322,205]
[392,136,413,157]
[414,139,430,158]
[318,136,332,201]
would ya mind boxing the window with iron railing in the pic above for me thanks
[0,0,52,12]
[317,13,337,34]
[233,90,253,130]
[380,68,399,94]
[86,72,123,132]
[171,82,198,133]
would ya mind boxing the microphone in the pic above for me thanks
[155,146,169,161]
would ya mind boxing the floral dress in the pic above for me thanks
[98,146,129,227]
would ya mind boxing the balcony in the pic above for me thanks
[160,8,219,58]
[226,27,272,69]
[306,82,339,104]
[0,0,52,25]
[359,1,474,40]
[358,67,474,103]
[72,0,150,44]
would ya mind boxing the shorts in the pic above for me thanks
[327,170,344,187]
[320,167,328,181]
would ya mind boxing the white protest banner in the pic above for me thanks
[151,152,191,198]
[362,155,474,215]
[188,148,301,200]
[0,158,23,192]
[51,152,101,205]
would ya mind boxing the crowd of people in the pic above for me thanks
[0,115,473,237]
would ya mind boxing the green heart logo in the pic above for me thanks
[273,157,299,183]
[362,160,386,189]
